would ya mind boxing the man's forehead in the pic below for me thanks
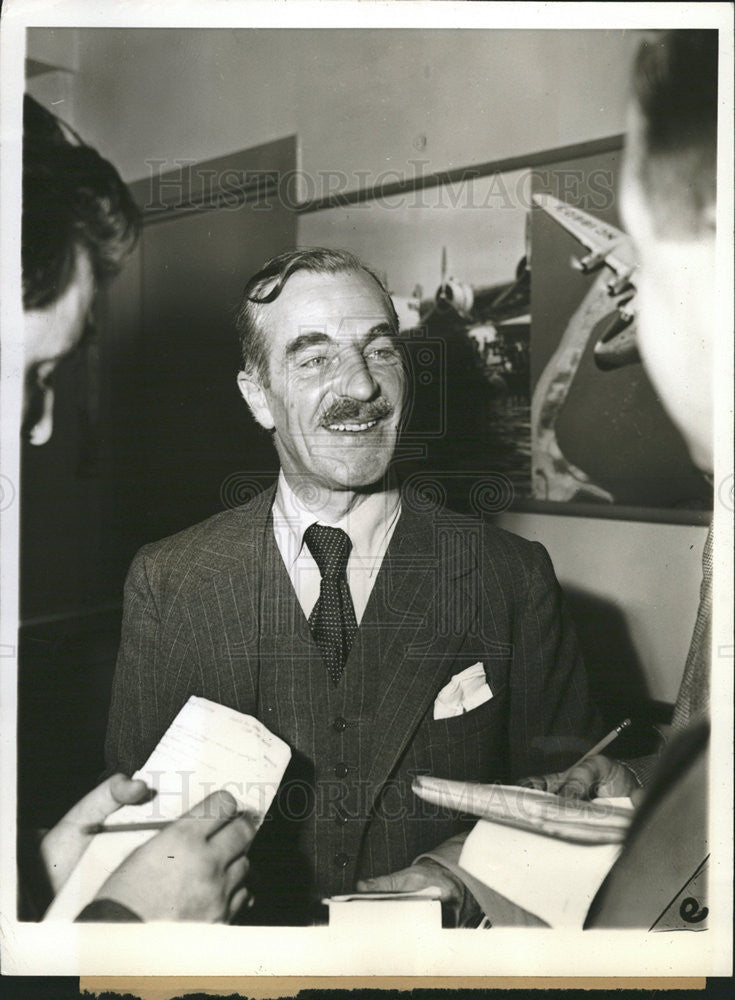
[265,269,392,325]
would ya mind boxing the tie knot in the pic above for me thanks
[304,523,352,578]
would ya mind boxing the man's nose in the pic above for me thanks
[332,351,379,401]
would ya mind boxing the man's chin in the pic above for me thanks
[317,454,396,493]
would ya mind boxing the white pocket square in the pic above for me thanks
[433,662,493,720]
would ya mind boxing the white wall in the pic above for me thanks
[496,513,708,704]
[28,28,644,184]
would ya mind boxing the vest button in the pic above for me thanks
[334,808,348,826]
[334,852,350,868]
[332,716,347,733]
[334,762,348,778]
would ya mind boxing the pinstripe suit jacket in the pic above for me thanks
[105,484,599,917]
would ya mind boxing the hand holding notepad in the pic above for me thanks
[45,697,291,921]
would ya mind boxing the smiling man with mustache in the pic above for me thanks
[105,247,600,925]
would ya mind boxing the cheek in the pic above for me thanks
[635,284,671,381]
[282,381,322,428]
[383,365,407,408]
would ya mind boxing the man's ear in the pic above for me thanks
[237,371,275,430]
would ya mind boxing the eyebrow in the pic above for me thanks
[284,322,397,359]
[285,331,331,358]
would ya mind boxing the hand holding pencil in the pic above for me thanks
[518,719,641,802]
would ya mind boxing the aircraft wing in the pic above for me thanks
[605,240,638,277]
[532,192,637,278]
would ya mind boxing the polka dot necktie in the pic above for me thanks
[304,523,358,685]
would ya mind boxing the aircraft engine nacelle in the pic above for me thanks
[606,270,635,296]
[436,279,475,316]
[571,249,607,273]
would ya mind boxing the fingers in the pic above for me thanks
[228,886,255,920]
[109,774,150,807]
[358,864,456,905]
[519,761,606,800]
[520,757,637,802]
[551,758,611,800]
[630,787,646,808]
[207,813,257,865]
[555,763,600,800]
[224,854,250,898]
[357,868,424,895]
[517,774,549,791]
[178,790,239,838]
[356,874,399,893]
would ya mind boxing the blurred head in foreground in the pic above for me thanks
[620,30,718,474]
[22,95,139,444]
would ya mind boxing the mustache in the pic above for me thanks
[319,397,394,426]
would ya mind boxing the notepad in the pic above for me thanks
[324,889,443,932]
[459,819,623,928]
[412,775,634,844]
[44,696,291,921]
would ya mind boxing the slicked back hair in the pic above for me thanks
[22,95,140,310]
[630,30,718,238]
[235,247,400,384]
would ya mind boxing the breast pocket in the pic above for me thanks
[426,685,503,746]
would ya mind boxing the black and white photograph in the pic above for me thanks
[0,0,732,986]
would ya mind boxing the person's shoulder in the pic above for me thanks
[131,484,276,578]
[401,488,544,562]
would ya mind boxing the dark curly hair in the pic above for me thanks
[22,95,140,310]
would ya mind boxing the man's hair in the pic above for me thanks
[22,95,140,310]
[630,30,718,238]
[235,247,399,383]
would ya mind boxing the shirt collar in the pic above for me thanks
[273,470,401,571]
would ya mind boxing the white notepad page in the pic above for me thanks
[459,818,624,928]
[44,696,291,921]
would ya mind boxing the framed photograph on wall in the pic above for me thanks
[298,136,712,524]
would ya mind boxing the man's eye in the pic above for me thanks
[300,355,329,370]
[366,346,399,362]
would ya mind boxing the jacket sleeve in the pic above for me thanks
[418,833,547,927]
[76,898,143,922]
[104,545,171,777]
[506,540,603,780]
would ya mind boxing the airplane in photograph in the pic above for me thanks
[415,246,531,394]
[531,192,640,371]
[433,245,531,327]
[392,243,531,334]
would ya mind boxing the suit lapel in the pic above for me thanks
[189,484,277,709]
[362,495,479,809]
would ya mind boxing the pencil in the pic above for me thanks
[83,819,172,835]
[574,718,632,766]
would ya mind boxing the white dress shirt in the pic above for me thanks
[272,470,401,623]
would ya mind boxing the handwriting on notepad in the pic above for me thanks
[108,697,292,826]
[45,696,291,921]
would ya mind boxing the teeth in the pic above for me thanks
[327,420,378,432]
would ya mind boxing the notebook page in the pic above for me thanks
[459,818,623,928]
[44,697,291,920]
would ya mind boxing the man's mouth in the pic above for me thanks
[325,419,379,433]
[320,398,393,434]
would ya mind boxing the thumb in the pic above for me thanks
[61,774,149,828]
[356,874,398,893]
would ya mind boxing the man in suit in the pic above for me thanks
[17,95,255,922]
[104,246,601,924]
